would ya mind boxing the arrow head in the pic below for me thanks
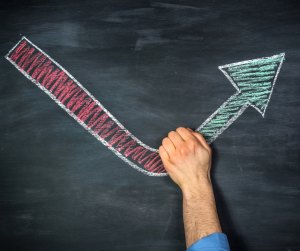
[219,53,285,117]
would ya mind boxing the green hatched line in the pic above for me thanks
[227,63,279,73]
[230,70,275,77]
[237,81,272,87]
[197,53,284,144]
[232,75,274,82]
[227,57,282,72]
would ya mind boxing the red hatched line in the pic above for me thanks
[6,37,167,176]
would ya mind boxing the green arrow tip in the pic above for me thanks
[219,53,285,117]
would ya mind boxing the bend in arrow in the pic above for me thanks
[6,37,285,176]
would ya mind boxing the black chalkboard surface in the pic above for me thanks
[1,1,300,250]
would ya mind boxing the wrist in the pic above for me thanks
[181,178,213,200]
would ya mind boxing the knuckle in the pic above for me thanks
[162,137,169,144]
[163,163,172,172]
[170,152,180,163]
[176,127,185,133]
[186,138,197,148]
[168,131,176,138]
[178,145,189,157]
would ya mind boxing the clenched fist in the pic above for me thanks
[159,127,212,192]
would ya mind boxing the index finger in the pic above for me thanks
[175,127,195,141]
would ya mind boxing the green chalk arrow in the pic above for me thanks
[196,53,285,144]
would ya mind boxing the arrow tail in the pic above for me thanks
[6,37,167,176]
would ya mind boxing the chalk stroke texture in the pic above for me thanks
[6,37,284,176]
[196,54,285,143]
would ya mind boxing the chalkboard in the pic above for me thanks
[1,1,299,250]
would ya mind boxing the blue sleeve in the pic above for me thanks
[186,233,230,251]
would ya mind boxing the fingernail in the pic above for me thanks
[187,127,193,132]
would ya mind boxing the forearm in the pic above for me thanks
[182,180,222,249]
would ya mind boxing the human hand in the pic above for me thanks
[159,127,212,192]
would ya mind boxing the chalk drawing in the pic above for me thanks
[196,53,285,144]
[6,37,285,176]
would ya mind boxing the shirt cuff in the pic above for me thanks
[186,233,230,251]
